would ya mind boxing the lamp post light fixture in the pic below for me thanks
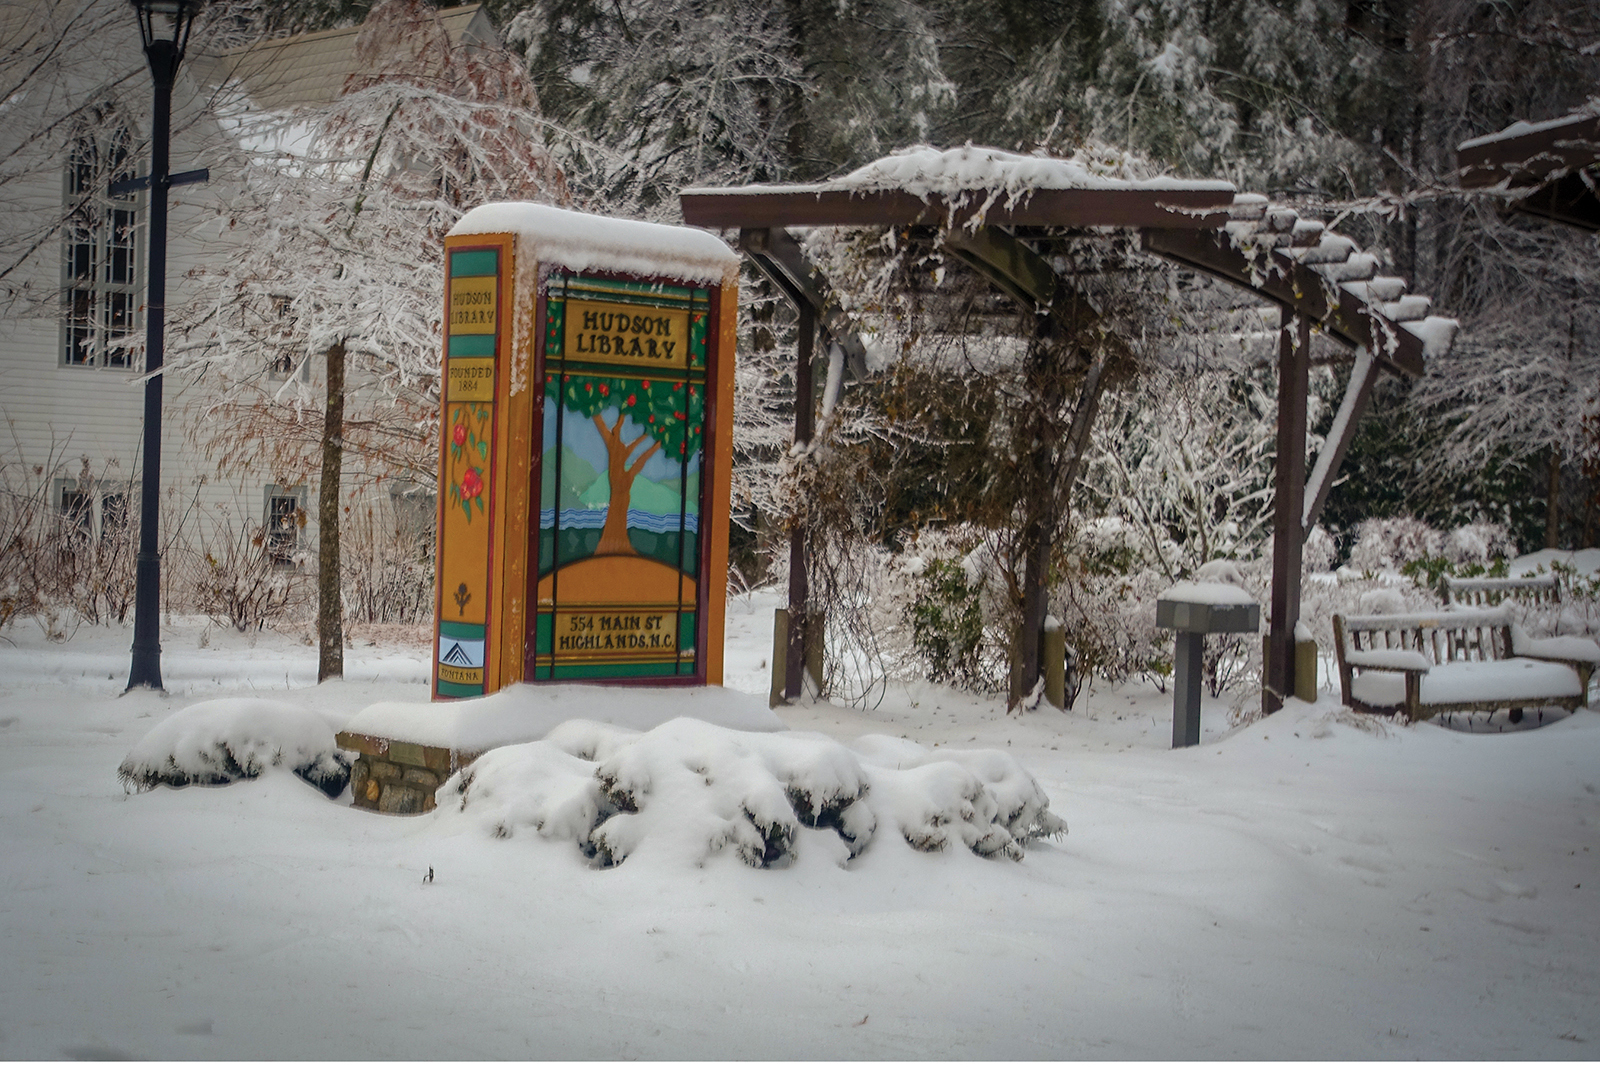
[123,0,208,692]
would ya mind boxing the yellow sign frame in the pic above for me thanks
[433,233,734,699]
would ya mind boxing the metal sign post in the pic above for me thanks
[1156,593,1261,748]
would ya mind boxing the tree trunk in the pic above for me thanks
[317,339,345,682]
[1011,528,1052,708]
[593,413,657,556]
[1547,449,1561,550]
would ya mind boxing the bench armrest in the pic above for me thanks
[1344,648,1431,673]
[1510,626,1600,665]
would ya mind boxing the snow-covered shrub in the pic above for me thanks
[1303,525,1337,575]
[342,499,435,625]
[1053,519,1172,689]
[1347,516,1445,575]
[0,447,137,629]
[1442,523,1514,567]
[910,556,998,692]
[887,528,1011,694]
[119,699,352,797]
[446,718,1065,869]
[180,512,308,632]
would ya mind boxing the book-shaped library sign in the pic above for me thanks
[433,205,739,699]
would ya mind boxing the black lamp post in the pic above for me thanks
[124,0,207,692]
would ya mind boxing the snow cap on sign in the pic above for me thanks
[1157,581,1257,606]
[449,203,739,286]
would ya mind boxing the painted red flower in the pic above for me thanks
[451,422,467,447]
[461,467,484,499]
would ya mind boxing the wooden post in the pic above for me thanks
[770,609,789,709]
[1265,308,1309,714]
[1041,620,1066,709]
[784,302,815,701]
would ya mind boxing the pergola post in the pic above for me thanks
[785,301,816,701]
[1265,307,1310,713]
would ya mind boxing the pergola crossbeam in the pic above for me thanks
[941,226,1140,373]
[738,227,868,382]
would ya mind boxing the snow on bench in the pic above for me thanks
[1332,606,1599,722]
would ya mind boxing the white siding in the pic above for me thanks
[2,4,446,614]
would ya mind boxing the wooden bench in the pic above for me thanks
[1332,606,1599,721]
[1438,572,1559,608]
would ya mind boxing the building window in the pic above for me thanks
[60,486,94,550]
[267,296,298,379]
[265,485,306,566]
[62,118,141,369]
[56,478,131,553]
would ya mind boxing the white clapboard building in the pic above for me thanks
[0,2,495,623]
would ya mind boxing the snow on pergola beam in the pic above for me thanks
[680,183,1236,231]
[1457,109,1600,233]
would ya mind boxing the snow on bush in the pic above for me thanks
[119,699,352,798]
[1302,525,1337,575]
[445,717,1066,869]
[1347,517,1444,573]
[1442,523,1514,566]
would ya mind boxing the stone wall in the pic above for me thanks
[337,731,479,815]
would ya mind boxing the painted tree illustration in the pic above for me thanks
[551,374,704,557]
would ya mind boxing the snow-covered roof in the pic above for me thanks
[1457,99,1600,153]
[1158,581,1257,606]
[450,203,739,285]
[190,3,494,111]
[682,143,1453,371]
[1456,102,1600,231]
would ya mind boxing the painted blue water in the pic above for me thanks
[539,508,699,533]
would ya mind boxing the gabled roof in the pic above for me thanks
[1457,104,1600,231]
[190,4,495,111]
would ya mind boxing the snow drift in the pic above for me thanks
[118,699,352,797]
[444,717,1066,869]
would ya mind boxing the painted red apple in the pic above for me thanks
[461,467,484,500]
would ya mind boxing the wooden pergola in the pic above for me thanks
[681,148,1456,712]
[1458,109,1600,231]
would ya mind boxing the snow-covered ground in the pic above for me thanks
[1,591,1597,1060]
